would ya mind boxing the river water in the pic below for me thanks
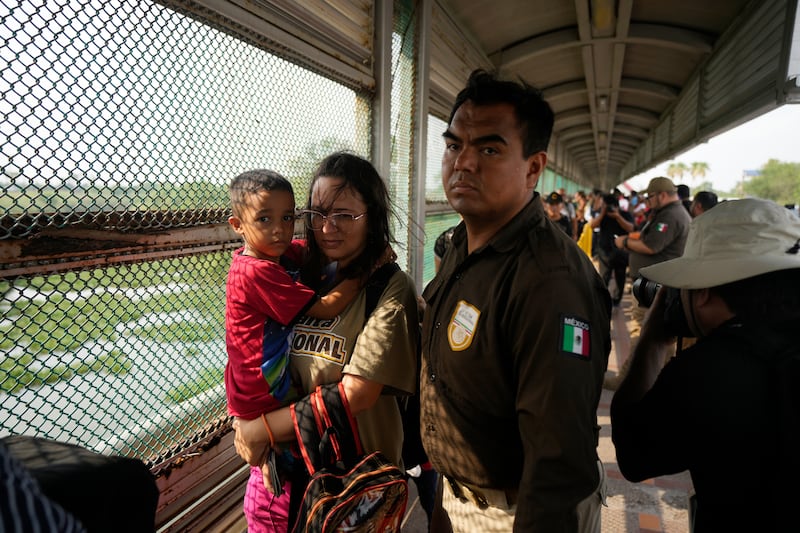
[0,316,228,460]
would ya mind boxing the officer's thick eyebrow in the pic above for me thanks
[442,129,508,146]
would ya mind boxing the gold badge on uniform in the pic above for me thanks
[448,300,480,351]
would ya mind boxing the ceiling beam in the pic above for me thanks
[612,123,648,139]
[563,138,595,152]
[627,23,714,54]
[620,78,679,101]
[542,80,587,106]
[543,78,678,110]
[614,106,660,127]
[553,107,591,130]
[555,124,593,141]
[490,25,713,71]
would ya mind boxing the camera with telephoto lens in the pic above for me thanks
[631,276,693,338]
[631,276,660,307]
[602,193,618,213]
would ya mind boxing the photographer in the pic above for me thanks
[590,192,634,306]
[610,198,800,532]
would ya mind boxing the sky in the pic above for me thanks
[622,103,800,194]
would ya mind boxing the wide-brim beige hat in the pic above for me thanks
[640,198,800,289]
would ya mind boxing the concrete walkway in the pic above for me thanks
[598,385,693,533]
[599,295,694,533]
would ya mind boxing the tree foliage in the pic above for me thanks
[690,162,709,182]
[286,136,354,206]
[693,180,715,194]
[742,159,800,205]
[666,161,688,180]
[666,161,710,187]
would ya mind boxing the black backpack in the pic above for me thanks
[289,382,408,533]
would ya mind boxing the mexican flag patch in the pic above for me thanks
[561,315,591,359]
[655,222,669,232]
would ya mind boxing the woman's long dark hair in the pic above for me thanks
[301,151,395,288]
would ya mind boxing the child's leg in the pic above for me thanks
[244,466,292,533]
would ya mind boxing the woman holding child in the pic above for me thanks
[231,152,419,532]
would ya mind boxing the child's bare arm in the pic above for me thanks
[305,245,397,320]
[305,276,362,319]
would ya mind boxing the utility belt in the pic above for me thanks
[444,475,518,510]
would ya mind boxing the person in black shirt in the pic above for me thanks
[677,183,691,213]
[690,190,718,217]
[433,224,458,273]
[0,440,86,533]
[611,198,800,532]
[590,193,634,306]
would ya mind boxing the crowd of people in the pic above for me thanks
[223,69,799,533]
[537,180,728,391]
[544,184,713,309]
[543,181,718,250]
[7,67,797,533]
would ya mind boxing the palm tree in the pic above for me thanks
[690,162,710,186]
[666,162,688,181]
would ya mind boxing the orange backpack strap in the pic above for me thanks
[291,383,363,475]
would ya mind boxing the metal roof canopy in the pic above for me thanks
[169,0,800,190]
[433,0,800,190]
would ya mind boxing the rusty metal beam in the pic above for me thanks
[1,221,240,279]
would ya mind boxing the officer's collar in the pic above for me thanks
[455,194,544,255]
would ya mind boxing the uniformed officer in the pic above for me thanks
[420,69,612,532]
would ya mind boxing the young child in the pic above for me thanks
[225,169,360,525]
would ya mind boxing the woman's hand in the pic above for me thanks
[232,417,269,466]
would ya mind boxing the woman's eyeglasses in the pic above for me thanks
[300,210,366,232]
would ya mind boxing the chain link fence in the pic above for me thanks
[0,0,424,470]
[0,0,586,474]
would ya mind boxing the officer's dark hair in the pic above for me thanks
[711,268,800,323]
[448,69,554,157]
[677,184,691,200]
[229,169,293,218]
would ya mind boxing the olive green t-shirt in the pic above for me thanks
[289,269,419,466]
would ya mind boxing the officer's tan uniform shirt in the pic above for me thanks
[629,200,691,278]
